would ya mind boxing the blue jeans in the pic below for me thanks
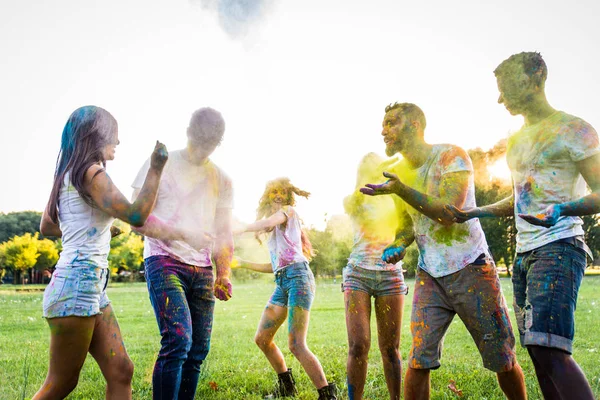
[145,256,215,400]
[512,240,586,354]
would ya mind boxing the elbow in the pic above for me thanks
[128,211,147,228]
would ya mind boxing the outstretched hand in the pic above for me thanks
[519,204,561,228]
[382,241,407,264]
[214,277,232,301]
[444,205,481,223]
[360,171,401,196]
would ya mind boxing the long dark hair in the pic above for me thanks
[47,106,118,223]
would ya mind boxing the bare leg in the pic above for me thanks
[32,316,96,400]
[375,294,404,400]
[496,362,527,400]
[287,306,328,389]
[88,305,134,400]
[404,367,430,400]
[254,304,288,374]
[344,290,372,400]
[528,346,594,400]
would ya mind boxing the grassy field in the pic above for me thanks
[1,276,599,400]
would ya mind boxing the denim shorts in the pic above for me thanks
[409,259,516,373]
[43,266,110,318]
[269,262,316,311]
[342,264,408,297]
[512,240,586,354]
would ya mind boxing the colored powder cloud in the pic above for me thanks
[191,0,274,38]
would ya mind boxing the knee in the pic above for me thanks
[348,339,370,360]
[254,333,271,351]
[379,344,400,363]
[288,340,308,358]
[107,357,134,386]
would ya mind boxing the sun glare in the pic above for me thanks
[487,157,511,182]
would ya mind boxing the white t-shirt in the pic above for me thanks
[56,172,115,269]
[507,111,600,253]
[268,206,308,273]
[389,144,490,278]
[132,150,233,267]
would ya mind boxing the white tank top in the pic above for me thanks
[268,206,308,273]
[55,172,114,269]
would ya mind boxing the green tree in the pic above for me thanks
[0,232,40,283]
[0,211,42,243]
[108,228,144,278]
[307,227,350,278]
[35,238,60,271]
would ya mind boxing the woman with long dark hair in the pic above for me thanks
[33,105,168,400]
[235,178,337,400]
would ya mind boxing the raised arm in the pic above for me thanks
[86,141,167,227]
[520,153,600,227]
[241,210,287,233]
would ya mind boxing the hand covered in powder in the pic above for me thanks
[360,171,402,196]
[519,204,561,228]
[444,205,482,223]
[382,241,407,264]
[150,140,169,170]
[214,277,232,301]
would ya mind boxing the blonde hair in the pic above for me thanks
[255,177,313,260]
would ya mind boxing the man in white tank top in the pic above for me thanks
[131,107,234,400]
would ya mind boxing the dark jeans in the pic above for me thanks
[512,240,586,354]
[145,256,215,400]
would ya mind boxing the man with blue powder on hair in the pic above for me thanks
[132,107,234,400]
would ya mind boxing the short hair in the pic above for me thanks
[494,52,548,86]
[187,107,225,146]
[385,102,426,131]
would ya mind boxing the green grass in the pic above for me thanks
[1,277,599,400]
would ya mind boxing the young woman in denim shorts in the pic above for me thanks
[343,153,408,400]
[236,178,337,399]
[34,106,168,399]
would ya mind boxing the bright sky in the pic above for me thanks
[1,0,599,229]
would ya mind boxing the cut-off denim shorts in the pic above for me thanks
[43,266,110,318]
[342,264,409,297]
[512,239,587,354]
[269,262,316,311]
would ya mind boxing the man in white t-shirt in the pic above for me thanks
[361,103,526,400]
[449,52,599,400]
[132,107,234,400]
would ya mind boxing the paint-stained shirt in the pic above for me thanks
[507,111,600,253]
[390,144,490,277]
[132,150,233,267]
[56,173,115,269]
[268,206,308,273]
[345,191,402,271]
